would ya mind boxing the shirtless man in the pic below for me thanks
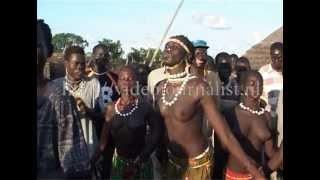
[154,35,265,179]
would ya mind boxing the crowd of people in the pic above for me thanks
[37,19,283,180]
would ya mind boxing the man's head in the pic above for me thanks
[215,52,231,83]
[162,35,194,67]
[117,65,138,95]
[240,70,263,101]
[235,57,251,82]
[91,44,110,73]
[37,19,53,76]
[270,42,283,72]
[64,46,86,81]
[229,54,238,70]
[192,40,209,68]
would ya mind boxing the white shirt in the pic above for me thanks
[259,64,283,108]
[147,67,167,103]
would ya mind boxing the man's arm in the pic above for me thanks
[90,103,114,164]
[199,82,266,179]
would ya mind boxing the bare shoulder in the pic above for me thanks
[187,77,211,96]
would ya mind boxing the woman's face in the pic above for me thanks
[118,69,137,95]
[244,75,263,100]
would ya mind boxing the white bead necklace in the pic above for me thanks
[161,74,196,107]
[239,102,265,116]
[64,77,85,98]
[115,98,139,117]
[166,71,187,79]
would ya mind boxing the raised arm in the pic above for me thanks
[199,82,266,179]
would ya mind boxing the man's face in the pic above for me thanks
[162,41,187,67]
[194,48,208,68]
[65,53,86,80]
[218,62,231,83]
[271,48,283,71]
[92,47,110,71]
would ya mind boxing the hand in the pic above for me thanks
[252,167,266,180]
[75,97,88,113]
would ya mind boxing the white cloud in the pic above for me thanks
[192,11,231,30]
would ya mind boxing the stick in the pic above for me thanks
[148,0,185,68]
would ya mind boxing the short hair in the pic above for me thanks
[118,65,138,80]
[37,19,53,58]
[230,54,238,59]
[215,52,230,65]
[169,35,195,56]
[240,70,263,90]
[270,42,283,52]
[236,57,251,68]
[93,44,109,53]
[64,46,85,61]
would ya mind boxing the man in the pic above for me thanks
[38,22,92,179]
[154,35,265,179]
[90,44,120,136]
[229,53,239,79]
[216,52,240,110]
[259,42,283,151]
[189,40,221,141]
[259,42,283,110]
[56,46,105,175]
[88,44,120,179]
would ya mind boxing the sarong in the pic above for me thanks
[163,145,213,180]
[225,168,253,180]
[111,150,153,180]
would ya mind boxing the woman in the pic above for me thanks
[91,65,162,179]
[223,70,277,180]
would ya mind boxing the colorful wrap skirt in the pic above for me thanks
[225,168,253,180]
[110,150,153,180]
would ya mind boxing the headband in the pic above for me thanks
[166,38,191,54]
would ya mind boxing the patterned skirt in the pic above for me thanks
[110,151,153,180]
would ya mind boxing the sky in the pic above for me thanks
[37,0,283,57]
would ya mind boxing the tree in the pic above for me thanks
[52,33,89,53]
[126,47,162,66]
[98,39,124,60]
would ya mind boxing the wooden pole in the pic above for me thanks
[148,0,185,68]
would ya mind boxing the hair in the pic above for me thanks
[169,35,195,62]
[236,57,251,69]
[37,19,53,59]
[215,52,230,65]
[93,44,109,53]
[240,70,263,92]
[118,65,138,80]
[270,42,283,52]
[64,46,85,61]
[230,54,238,59]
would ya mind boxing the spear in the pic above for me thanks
[148,0,185,68]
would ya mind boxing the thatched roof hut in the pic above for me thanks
[242,27,283,70]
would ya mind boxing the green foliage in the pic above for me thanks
[52,33,89,52]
